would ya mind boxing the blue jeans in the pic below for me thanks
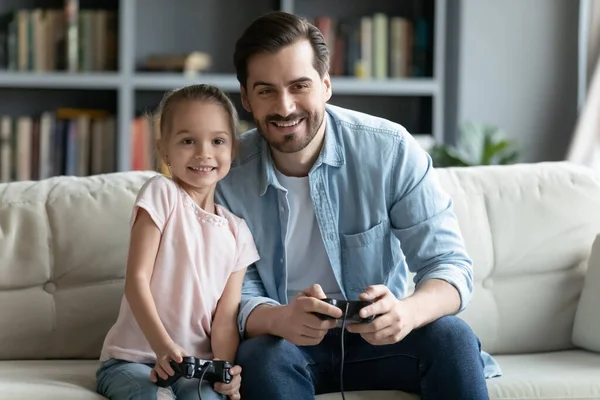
[236,315,489,400]
[96,359,225,400]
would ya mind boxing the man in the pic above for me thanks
[215,11,500,400]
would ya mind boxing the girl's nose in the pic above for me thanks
[194,143,212,159]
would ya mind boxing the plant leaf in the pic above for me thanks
[496,150,519,165]
[457,121,483,164]
[483,140,510,164]
[428,121,519,167]
[429,146,471,167]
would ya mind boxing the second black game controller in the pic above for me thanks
[313,298,377,324]
[155,356,233,388]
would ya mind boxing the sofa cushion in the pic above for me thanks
[573,234,600,352]
[435,162,600,354]
[487,350,600,400]
[0,360,103,400]
[2,351,599,400]
[316,350,600,400]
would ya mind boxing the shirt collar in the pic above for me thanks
[258,106,345,196]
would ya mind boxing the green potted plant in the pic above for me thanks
[429,121,520,167]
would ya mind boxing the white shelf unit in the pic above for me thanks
[0,0,448,173]
[133,73,440,96]
[0,72,122,88]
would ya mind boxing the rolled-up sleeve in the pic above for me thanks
[389,133,473,312]
[237,263,281,338]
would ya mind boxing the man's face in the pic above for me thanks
[241,39,332,154]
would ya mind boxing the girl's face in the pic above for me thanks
[162,100,234,192]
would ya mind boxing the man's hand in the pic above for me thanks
[277,284,343,346]
[346,285,417,345]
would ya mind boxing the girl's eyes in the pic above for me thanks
[179,138,227,145]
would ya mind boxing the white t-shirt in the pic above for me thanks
[274,169,344,301]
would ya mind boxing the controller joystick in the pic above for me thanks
[313,298,377,324]
[155,356,233,388]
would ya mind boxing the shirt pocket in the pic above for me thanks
[340,220,397,292]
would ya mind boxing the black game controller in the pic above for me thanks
[155,356,233,388]
[313,298,377,324]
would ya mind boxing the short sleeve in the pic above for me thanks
[233,218,260,272]
[129,175,176,233]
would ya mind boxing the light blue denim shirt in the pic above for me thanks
[215,104,501,379]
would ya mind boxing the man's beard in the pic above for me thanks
[255,109,325,154]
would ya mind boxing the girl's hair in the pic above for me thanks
[153,84,240,164]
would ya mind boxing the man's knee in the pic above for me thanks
[235,335,302,368]
[418,315,481,354]
[236,335,315,398]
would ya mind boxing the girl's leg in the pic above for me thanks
[172,378,225,400]
[96,359,175,400]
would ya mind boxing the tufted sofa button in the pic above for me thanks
[483,278,494,289]
[43,281,57,294]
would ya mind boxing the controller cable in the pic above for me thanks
[339,302,349,400]
[196,361,211,400]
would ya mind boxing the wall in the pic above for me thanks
[454,0,580,162]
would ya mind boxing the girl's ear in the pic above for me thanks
[156,139,169,164]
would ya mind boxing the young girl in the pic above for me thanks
[96,84,259,400]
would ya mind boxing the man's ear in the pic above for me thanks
[241,86,252,113]
[323,73,332,102]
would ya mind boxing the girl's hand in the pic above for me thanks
[150,341,187,382]
[213,363,242,400]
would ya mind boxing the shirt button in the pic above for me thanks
[280,206,285,212]
[280,258,284,263]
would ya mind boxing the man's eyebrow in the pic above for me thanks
[288,77,313,85]
[253,80,272,89]
[252,76,313,89]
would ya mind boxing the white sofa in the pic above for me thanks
[1,161,600,400]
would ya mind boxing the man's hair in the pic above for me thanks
[233,11,330,90]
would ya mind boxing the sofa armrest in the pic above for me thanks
[573,234,600,352]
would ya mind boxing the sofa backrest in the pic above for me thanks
[436,162,600,354]
[1,162,599,360]
[0,171,156,360]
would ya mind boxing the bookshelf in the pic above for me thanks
[0,0,449,181]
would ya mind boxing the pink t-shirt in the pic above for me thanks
[100,174,260,363]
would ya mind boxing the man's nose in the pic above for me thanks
[274,91,296,117]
